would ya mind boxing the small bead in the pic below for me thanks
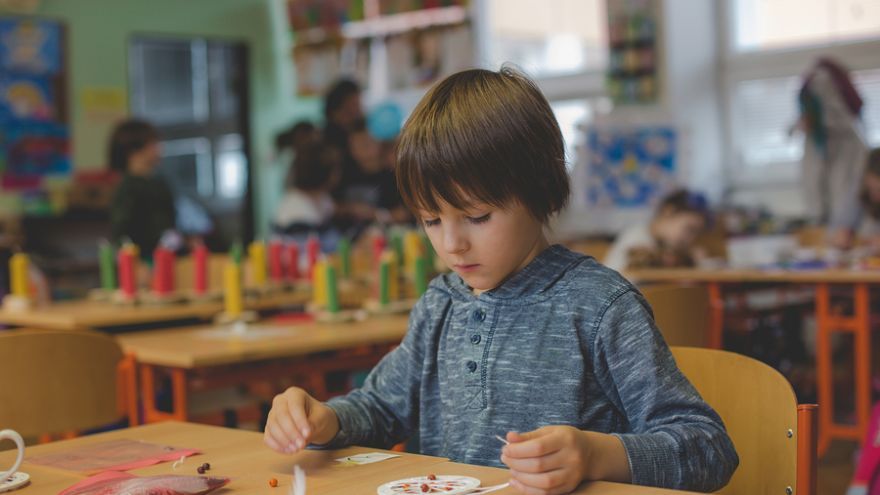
[427,474,437,481]
[197,466,206,474]
[269,478,278,487]
[421,483,430,492]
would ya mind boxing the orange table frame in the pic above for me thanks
[135,345,397,423]
[702,280,871,454]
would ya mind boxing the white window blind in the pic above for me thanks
[486,0,607,77]
[733,0,880,52]
[733,68,880,171]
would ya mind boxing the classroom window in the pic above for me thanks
[550,98,608,170]
[129,36,252,246]
[732,0,880,52]
[485,0,607,77]
[732,68,880,172]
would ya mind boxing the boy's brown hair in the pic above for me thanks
[396,66,569,222]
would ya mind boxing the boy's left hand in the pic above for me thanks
[500,426,589,495]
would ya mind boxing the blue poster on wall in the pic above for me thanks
[0,73,56,123]
[0,121,70,182]
[586,125,678,208]
[0,18,62,75]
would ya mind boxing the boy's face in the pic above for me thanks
[419,198,547,293]
[130,141,161,175]
[656,211,705,250]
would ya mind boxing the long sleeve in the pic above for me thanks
[590,289,739,492]
[319,297,432,449]
[110,180,136,244]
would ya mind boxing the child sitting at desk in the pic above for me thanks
[604,189,711,272]
[264,67,737,493]
[273,142,341,236]
[108,119,178,256]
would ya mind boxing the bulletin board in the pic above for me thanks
[585,124,678,209]
[0,16,69,192]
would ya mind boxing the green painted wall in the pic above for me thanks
[23,0,322,236]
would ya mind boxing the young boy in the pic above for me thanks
[108,119,177,256]
[264,67,738,494]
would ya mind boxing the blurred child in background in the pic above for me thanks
[604,189,710,272]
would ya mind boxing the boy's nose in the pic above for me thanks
[442,227,468,254]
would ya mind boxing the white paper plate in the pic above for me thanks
[377,475,480,495]
[0,472,30,494]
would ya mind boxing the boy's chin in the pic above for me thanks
[456,272,500,293]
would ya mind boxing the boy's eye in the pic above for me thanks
[423,218,441,227]
[467,213,491,224]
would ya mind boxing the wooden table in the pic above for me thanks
[0,290,312,331]
[627,267,880,454]
[0,421,695,494]
[117,315,410,423]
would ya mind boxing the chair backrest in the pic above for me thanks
[641,284,709,348]
[0,329,123,438]
[565,239,612,262]
[671,346,802,495]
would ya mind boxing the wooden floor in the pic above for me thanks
[820,441,857,495]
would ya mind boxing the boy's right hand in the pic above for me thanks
[264,387,340,454]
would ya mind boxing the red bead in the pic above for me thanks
[197,466,206,474]
[269,478,278,487]
[421,483,430,492]
[427,474,436,481]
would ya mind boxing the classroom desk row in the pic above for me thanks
[116,314,411,424]
[0,290,315,331]
[627,267,880,454]
[0,421,696,495]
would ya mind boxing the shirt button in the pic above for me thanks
[466,360,478,373]
[473,309,486,322]
[470,334,481,345]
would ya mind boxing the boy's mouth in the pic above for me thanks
[454,263,480,272]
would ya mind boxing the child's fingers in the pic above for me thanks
[274,390,312,440]
[503,433,561,459]
[285,394,313,441]
[264,421,296,453]
[506,426,552,444]
[273,402,307,449]
[508,477,567,495]
[500,449,567,474]
[263,426,284,452]
[509,469,572,495]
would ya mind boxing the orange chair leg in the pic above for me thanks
[708,282,724,349]
[797,404,818,495]
[171,368,189,421]
[117,353,139,426]
[815,283,833,455]
[854,284,871,443]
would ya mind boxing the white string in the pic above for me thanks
[290,465,306,495]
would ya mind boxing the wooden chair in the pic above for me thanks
[671,346,817,495]
[564,238,613,262]
[0,329,135,438]
[641,284,709,347]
